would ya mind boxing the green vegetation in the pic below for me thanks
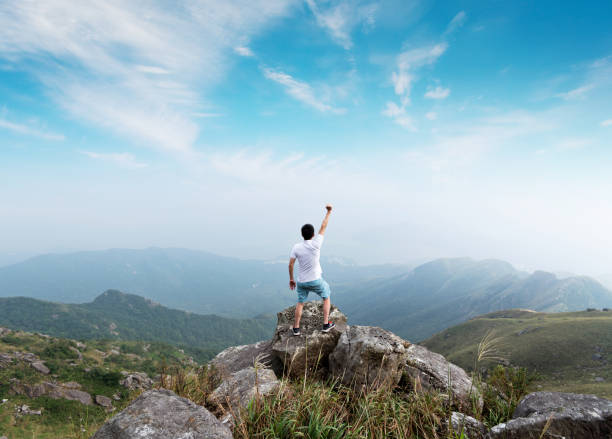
[0,289,276,362]
[0,329,196,438]
[423,309,612,398]
[161,362,530,439]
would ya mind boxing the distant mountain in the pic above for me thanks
[0,290,275,361]
[335,258,612,342]
[422,309,612,398]
[0,247,407,318]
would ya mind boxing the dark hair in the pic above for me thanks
[301,224,315,240]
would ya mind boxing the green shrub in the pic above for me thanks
[42,339,78,360]
[481,365,533,427]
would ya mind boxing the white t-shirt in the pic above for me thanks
[290,234,324,283]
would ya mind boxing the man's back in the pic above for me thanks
[290,234,324,283]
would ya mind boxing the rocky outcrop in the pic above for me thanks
[403,344,481,412]
[92,389,232,439]
[271,302,347,377]
[489,391,612,438]
[10,380,92,405]
[95,394,114,410]
[449,412,487,438]
[31,361,50,375]
[119,371,154,390]
[210,366,280,411]
[211,340,283,377]
[329,325,410,390]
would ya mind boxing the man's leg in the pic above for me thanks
[294,302,304,328]
[322,298,330,324]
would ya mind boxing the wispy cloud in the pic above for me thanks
[384,42,448,128]
[382,102,415,130]
[556,84,595,100]
[81,151,148,169]
[425,111,438,120]
[0,117,64,141]
[262,67,345,114]
[234,46,255,57]
[444,11,467,36]
[305,0,378,50]
[424,86,450,99]
[0,0,294,152]
[601,119,612,127]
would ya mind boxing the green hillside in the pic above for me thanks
[0,290,275,362]
[0,327,193,438]
[337,258,612,341]
[422,309,612,398]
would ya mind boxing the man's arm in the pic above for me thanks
[288,257,296,290]
[318,204,333,235]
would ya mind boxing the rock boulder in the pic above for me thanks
[403,344,481,412]
[271,302,347,377]
[211,340,283,378]
[91,389,232,439]
[329,325,409,390]
[489,391,612,438]
[210,366,280,411]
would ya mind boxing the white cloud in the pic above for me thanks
[262,67,345,114]
[0,117,64,141]
[444,11,467,36]
[305,0,379,50]
[556,84,595,100]
[425,111,437,120]
[0,0,294,152]
[80,151,148,169]
[601,119,612,127]
[382,102,415,130]
[234,46,254,57]
[424,86,450,99]
[384,42,448,128]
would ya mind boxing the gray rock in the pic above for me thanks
[10,380,92,405]
[91,389,232,439]
[403,344,482,412]
[450,412,488,439]
[96,394,114,409]
[329,325,410,390]
[0,327,11,336]
[119,371,154,390]
[211,340,283,377]
[31,361,50,375]
[16,404,42,416]
[210,366,280,411]
[489,391,612,438]
[271,302,347,377]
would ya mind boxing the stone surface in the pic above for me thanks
[10,380,92,405]
[449,412,487,439]
[211,339,283,377]
[119,371,154,390]
[30,361,50,375]
[403,344,481,412]
[271,302,347,377]
[91,389,232,439]
[0,327,10,336]
[489,391,612,438]
[210,366,280,411]
[96,394,114,409]
[329,325,410,390]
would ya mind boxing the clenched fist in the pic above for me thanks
[325,204,333,212]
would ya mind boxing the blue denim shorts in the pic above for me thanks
[297,278,331,303]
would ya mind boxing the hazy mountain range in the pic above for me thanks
[0,248,610,342]
[0,247,407,318]
[335,258,612,341]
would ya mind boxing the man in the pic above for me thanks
[288,204,336,336]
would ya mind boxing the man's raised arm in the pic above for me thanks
[318,204,333,235]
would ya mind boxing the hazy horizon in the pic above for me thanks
[1,1,611,278]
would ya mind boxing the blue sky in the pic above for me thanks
[1,0,611,276]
